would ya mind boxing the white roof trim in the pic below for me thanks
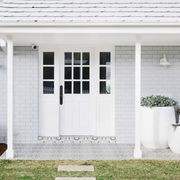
[1,22,180,27]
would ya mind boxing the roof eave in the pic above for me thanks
[0,22,180,27]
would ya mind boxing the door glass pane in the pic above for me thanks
[43,81,54,94]
[65,52,72,65]
[83,67,89,79]
[100,52,111,65]
[100,81,111,94]
[100,67,110,79]
[43,67,54,79]
[74,67,80,79]
[82,81,89,94]
[65,81,72,94]
[82,52,90,65]
[65,67,72,79]
[74,52,81,65]
[74,81,80,94]
[43,52,54,65]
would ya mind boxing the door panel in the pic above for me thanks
[39,47,59,136]
[59,48,96,135]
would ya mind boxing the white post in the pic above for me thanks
[134,40,142,159]
[6,38,14,159]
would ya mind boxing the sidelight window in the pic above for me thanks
[43,52,54,94]
[99,52,111,94]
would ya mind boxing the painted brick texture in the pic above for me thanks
[0,51,6,142]
[115,46,180,143]
[0,46,180,144]
[0,47,39,144]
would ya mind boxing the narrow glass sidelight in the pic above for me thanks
[43,52,55,94]
[99,52,111,94]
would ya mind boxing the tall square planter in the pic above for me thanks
[140,106,176,149]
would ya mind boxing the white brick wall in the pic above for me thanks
[0,50,6,142]
[0,46,180,144]
[0,47,39,144]
[115,46,135,144]
[115,46,180,143]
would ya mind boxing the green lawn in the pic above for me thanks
[0,160,180,180]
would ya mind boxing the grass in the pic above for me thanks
[0,160,180,180]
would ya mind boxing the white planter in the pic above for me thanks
[168,125,180,154]
[141,106,176,149]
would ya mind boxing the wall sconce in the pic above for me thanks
[160,54,171,67]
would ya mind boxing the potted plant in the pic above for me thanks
[141,95,176,149]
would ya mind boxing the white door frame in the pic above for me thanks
[39,44,115,137]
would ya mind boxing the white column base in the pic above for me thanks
[134,148,142,159]
[6,149,14,159]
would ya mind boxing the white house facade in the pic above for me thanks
[1,0,180,159]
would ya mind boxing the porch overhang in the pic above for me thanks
[1,25,180,35]
[1,28,180,159]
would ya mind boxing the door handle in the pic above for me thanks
[60,85,63,105]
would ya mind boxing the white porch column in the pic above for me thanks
[6,38,14,159]
[134,40,142,159]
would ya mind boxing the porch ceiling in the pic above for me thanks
[10,33,180,46]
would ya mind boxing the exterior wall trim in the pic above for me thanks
[1,27,180,34]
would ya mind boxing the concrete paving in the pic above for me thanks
[58,165,94,172]
[1,144,180,160]
[55,178,96,180]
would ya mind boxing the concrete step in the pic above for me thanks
[55,178,96,180]
[58,165,94,172]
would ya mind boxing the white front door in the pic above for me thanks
[39,46,115,137]
[59,48,96,135]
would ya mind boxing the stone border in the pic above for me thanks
[38,136,117,144]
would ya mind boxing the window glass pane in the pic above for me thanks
[65,67,72,79]
[74,52,81,65]
[83,67,89,79]
[43,52,54,65]
[100,67,110,79]
[74,67,80,79]
[43,67,54,79]
[100,52,111,65]
[74,81,81,94]
[82,52,90,65]
[82,81,89,94]
[100,81,111,94]
[65,52,72,65]
[65,81,72,94]
[43,81,54,94]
